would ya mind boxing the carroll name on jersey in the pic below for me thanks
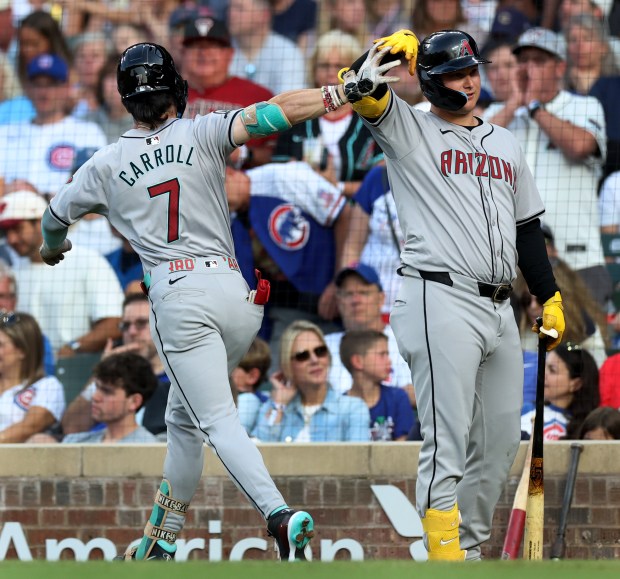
[119,144,195,187]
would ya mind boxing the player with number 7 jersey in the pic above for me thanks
[37,42,397,561]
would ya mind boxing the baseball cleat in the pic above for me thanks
[113,540,176,561]
[267,508,314,561]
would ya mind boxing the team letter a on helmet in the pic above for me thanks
[459,39,474,57]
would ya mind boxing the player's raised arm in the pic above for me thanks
[231,30,418,146]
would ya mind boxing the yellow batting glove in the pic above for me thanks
[374,29,419,76]
[531,291,565,350]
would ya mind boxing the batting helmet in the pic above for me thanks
[416,30,490,112]
[117,43,188,118]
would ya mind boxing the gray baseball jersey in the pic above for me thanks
[48,112,286,522]
[369,93,544,285]
[362,91,545,560]
[50,114,237,271]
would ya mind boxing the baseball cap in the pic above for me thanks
[0,191,48,229]
[335,263,383,290]
[512,27,567,61]
[26,54,69,82]
[169,4,213,29]
[490,8,531,41]
[182,17,231,47]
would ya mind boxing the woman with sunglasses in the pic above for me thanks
[0,312,65,443]
[253,320,370,442]
[520,343,600,441]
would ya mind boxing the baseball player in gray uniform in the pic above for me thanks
[338,30,566,560]
[37,43,397,562]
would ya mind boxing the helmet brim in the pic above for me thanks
[427,56,491,76]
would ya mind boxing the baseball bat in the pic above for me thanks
[550,443,584,560]
[501,426,534,559]
[523,318,551,560]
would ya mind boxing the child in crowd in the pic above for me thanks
[578,406,620,440]
[340,329,414,441]
[230,336,271,435]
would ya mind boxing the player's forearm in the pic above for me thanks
[269,86,348,126]
[41,208,69,250]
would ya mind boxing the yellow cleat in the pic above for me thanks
[421,503,467,561]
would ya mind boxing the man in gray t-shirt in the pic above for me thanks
[63,352,158,444]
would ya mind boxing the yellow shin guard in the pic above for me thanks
[421,503,466,561]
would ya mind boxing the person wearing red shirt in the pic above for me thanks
[182,16,275,167]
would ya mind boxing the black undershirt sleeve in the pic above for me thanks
[516,218,559,303]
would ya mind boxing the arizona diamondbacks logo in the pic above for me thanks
[459,39,474,57]
[194,17,215,37]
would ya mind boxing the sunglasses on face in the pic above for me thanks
[291,345,329,363]
[119,318,149,332]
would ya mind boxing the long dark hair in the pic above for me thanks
[553,343,600,439]
[18,10,73,84]
[0,311,45,387]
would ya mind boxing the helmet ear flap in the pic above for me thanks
[418,69,468,112]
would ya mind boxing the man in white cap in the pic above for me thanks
[0,190,123,358]
[484,27,609,306]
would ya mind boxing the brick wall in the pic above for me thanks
[1,443,619,561]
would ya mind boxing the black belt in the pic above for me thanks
[418,270,513,302]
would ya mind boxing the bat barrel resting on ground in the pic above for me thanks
[550,443,584,560]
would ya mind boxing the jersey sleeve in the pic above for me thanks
[570,96,607,166]
[599,172,620,228]
[31,376,66,422]
[361,91,423,161]
[49,148,111,225]
[193,109,240,161]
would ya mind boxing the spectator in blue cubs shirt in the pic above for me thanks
[340,329,414,441]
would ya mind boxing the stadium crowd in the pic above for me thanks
[0,0,620,445]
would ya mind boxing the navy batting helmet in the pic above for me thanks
[117,43,188,118]
[416,30,490,112]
